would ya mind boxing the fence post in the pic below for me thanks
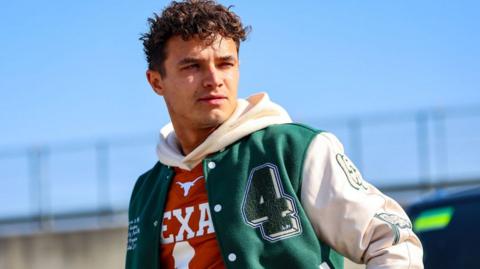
[416,112,431,188]
[96,141,111,222]
[28,146,51,231]
[348,118,363,171]
[433,109,448,181]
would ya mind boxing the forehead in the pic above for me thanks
[164,35,238,62]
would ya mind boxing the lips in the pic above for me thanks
[197,95,227,105]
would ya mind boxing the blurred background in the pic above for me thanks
[1,0,479,268]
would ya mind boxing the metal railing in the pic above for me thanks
[1,105,480,235]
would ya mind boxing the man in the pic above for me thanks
[126,1,423,268]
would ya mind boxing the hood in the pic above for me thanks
[156,92,292,170]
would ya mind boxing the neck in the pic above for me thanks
[172,121,218,156]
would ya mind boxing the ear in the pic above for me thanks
[146,69,164,96]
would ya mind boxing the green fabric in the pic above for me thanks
[125,123,344,269]
[126,163,174,268]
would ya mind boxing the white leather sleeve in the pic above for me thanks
[300,132,424,269]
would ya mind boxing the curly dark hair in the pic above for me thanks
[140,0,251,76]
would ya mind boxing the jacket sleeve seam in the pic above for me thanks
[297,130,323,199]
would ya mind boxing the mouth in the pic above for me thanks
[197,95,228,105]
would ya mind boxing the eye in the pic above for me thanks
[181,64,199,70]
[219,62,235,68]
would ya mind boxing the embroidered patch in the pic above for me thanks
[127,217,141,251]
[336,153,368,190]
[241,163,302,242]
[375,212,412,229]
[375,212,412,245]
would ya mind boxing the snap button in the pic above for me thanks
[214,204,222,212]
[228,253,236,262]
[208,161,216,169]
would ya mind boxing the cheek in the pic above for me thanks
[226,73,239,96]
[175,74,198,92]
[224,70,239,86]
[167,75,197,91]
[227,69,239,80]
[165,77,199,102]
[183,73,196,84]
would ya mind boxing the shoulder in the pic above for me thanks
[307,131,345,154]
[251,123,323,142]
[129,162,164,205]
[257,123,343,150]
[264,122,321,134]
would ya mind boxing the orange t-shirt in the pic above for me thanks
[160,164,225,269]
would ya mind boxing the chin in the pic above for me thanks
[202,112,229,127]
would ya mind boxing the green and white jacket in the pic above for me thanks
[126,93,423,269]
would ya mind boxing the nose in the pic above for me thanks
[202,65,223,89]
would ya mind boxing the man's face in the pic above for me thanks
[147,35,239,131]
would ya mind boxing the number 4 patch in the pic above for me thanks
[241,163,302,242]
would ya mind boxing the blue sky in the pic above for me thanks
[1,0,479,148]
[0,1,479,216]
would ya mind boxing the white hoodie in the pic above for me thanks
[156,92,292,170]
[156,92,424,269]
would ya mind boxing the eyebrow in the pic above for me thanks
[218,55,236,62]
[177,55,237,66]
[177,57,200,66]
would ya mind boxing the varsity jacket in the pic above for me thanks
[126,93,424,269]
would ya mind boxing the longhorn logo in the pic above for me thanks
[176,176,204,197]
